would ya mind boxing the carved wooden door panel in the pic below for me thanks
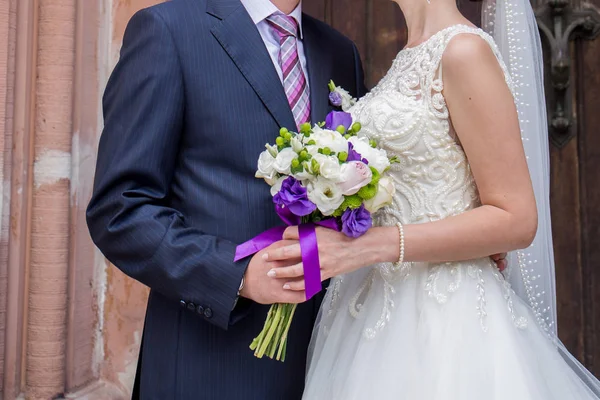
[304,0,600,377]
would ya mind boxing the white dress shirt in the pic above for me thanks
[240,0,309,84]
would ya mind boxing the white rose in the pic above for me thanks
[348,136,390,174]
[364,176,395,213]
[307,176,344,216]
[338,161,373,195]
[311,129,348,154]
[270,176,286,197]
[312,153,342,182]
[273,147,297,175]
[255,150,276,182]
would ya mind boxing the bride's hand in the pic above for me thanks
[263,226,388,291]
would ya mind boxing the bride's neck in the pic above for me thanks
[392,0,467,47]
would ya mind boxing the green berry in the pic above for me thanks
[307,140,316,146]
[291,158,300,168]
[299,150,308,160]
[370,139,378,148]
[300,123,312,134]
[284,132,292,140]
[279,127,289,137]
[322,147,331,156]
[336,125,346,134]
[352,122,362,132]
[275,137,285,146]
[338,151,348,162]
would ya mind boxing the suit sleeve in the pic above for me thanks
[352,43,368,97]
[86,8,249,331]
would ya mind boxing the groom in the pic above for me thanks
[86,0,365,398]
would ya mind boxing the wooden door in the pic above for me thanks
[304,0,600,377]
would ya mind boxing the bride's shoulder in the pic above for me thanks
[442,28,496,59]
[440,29,502,75]
[440,29,512,100]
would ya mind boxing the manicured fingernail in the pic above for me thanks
[262,253,269,260]
[267,269,277,278]
[283,284,291,290]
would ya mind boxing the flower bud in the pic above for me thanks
[338,151,348,162]
[322,147,331,156]
[291,158,300,168]
[352,122,362,132]
[307,140,316,146]
[311,158,320,174]
[336,125,346,134]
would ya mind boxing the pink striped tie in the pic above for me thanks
[266,12,311,130]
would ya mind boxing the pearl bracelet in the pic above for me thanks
[394,221,405,267]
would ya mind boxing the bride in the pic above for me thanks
[262,0,600,397]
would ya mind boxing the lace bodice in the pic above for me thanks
[351,25,513,226]
[335,26,526,340]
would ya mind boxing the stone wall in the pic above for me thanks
[0,1,161,398]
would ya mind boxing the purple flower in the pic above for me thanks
[341,205,372,238]
[325,111,353,131]
[329,92,343,107]
[347,142,369,164]
[273,177,316,217]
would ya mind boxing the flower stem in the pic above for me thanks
[268,304,288,359]
[256,303,283,358]
[250,304,275,352]
[276,304,298,361]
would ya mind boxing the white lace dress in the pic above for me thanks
[302,25,600,400]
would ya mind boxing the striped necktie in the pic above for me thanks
[266,12,311,130]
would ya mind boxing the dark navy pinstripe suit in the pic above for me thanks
[86,0,366,398]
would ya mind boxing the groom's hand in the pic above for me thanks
[240,240,307,304]
[491,253,507,272]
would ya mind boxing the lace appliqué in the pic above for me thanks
[493,267,529,330]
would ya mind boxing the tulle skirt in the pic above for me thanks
[303,258,600,399]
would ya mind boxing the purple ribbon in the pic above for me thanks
[234,206,339,300]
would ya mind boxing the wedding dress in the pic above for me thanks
[302,24,600,400]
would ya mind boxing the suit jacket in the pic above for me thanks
[86,0,366,398]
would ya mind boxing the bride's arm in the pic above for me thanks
[265,35,537,285]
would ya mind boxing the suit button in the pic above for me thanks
[203,308,213,318]
[196,305,205,315]
[179,300,187,308]
[187,302,196,312]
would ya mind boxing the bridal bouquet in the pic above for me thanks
[235,81,396,361]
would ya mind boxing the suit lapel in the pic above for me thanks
[208,0,296,130]
[303,16,333,124]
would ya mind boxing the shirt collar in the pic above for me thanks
[241,0,304,38]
